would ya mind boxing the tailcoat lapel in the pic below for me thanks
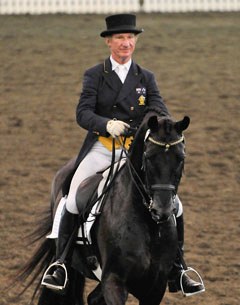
[115,61,142,103]
[102,58,142,99]
[102,58,122,92]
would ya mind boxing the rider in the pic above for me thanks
[42,13,205,296]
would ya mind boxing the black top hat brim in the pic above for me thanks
[100,27,144,37]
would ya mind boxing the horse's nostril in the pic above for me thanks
[151,209,161,218]
[161,214,169,221]
[151,209,157,215]
[151,209,158,217]
[151,210,171,224]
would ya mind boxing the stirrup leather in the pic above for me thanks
[180,267,205,297]
[41,261,68,291]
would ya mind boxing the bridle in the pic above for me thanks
[128,129,185,223]
[144,129,185,191]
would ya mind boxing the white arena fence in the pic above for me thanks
[0,0,240,14]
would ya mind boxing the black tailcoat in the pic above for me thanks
[75,57,169,165]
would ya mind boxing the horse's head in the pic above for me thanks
[143,115,190,224]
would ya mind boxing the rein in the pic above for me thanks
[115,136,152,205]
[86,136,129,218]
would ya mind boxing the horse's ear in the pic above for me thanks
[175,116,190,133]
[148,115,159,133]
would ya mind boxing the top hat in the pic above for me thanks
[100,14,144,37]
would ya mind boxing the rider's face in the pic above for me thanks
[105,33,138,64]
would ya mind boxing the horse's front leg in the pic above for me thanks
[101,272,128,305]
[138,279,167,305]
[87,283,106,305]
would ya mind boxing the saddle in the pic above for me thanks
[76,159,126,245]
[47,159,126,242]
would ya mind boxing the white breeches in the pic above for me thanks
[66,141,124,214]
[65,141,183,217]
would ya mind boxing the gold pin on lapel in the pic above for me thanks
[138,95,146,106]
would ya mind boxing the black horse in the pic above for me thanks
[17,109,190,305]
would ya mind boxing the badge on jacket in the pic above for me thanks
[138,95,146,106]
[136,87,146,94]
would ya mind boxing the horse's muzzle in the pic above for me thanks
[151,209,173,224]
[149,196,175,224]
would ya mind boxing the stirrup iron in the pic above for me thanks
[41,261,68,291]
[180,267,205,297]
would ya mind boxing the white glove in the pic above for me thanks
[106,120,130,138]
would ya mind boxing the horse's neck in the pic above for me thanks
[128,128,146,173]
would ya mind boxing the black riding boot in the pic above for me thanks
[42,206,79,291]
[168,214,205,296]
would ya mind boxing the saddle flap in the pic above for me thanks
[76,173,103,220]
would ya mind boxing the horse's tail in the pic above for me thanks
[10,158,77,303]
[13,204,55,303]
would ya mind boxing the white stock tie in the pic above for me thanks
[117,65,127,83]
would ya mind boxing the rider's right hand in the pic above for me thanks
[106,120,130,138]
